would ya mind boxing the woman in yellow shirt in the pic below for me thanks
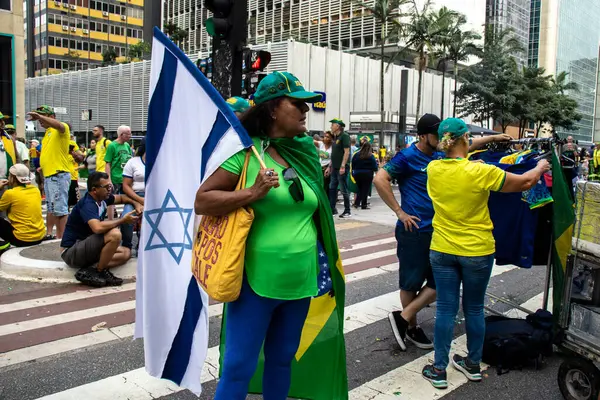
[421,118,550,389]
[0,164,46,249]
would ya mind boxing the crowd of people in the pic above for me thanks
[0,107,146,288]
[4,69,600,398]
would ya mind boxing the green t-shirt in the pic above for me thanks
[220,138,319,300]
[330,132,350,169]
[104,141,132,184]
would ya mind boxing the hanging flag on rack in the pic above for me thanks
[551,149,575,321]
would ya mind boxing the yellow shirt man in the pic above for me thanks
[0,185,46,242]
[427,158,506,256]
[95,137,111,172]
[40,123,71,177]
[69,140,80,181]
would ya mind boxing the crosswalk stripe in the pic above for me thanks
[29,264,521,400]
[0,283,137,314]
[348,290,553,399]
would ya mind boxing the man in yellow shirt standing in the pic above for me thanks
[28,105,71,239]
[93,125,111,173]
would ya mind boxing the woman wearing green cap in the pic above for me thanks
[421,118,550,389]
[195,71,344,399]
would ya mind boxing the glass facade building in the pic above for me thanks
[486,0,531,66]
[527,0,540,67]
[553,0,600,142]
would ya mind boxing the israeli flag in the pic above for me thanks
[134,27,253,395]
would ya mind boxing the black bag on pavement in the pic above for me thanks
[482,309,554,375]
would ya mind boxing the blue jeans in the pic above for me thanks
[215,278,311,400]
[329,167,350,213]
[121,191,144,249]
[44,172,71,216]
[430,250,494,370]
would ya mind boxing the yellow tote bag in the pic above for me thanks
[192,151,254,302]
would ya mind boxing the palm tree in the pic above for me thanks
[359,0,410,144]
[402,1,454,120]
[446,24,481,117]
[552,71,579,94]
[430,7,461,119]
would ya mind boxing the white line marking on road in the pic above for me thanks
[348,289,553,399]
[30,265,522,400]
[0,300,135,336]
[0,283,137,314]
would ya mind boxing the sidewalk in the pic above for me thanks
[0,240,137,283]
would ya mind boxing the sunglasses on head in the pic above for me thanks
[282,167,304,203]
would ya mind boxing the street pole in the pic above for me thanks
[209,0,247,98]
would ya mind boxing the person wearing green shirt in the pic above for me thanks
[195,71,343,399]
[327,118,352,217]
[104,125,133,192]
[105,126,132,221]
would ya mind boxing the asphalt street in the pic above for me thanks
[0,191,567,400]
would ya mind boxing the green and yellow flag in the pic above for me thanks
[551,149,575,320]
[219,134,348,399]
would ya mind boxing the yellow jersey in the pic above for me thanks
[40,123,71,177]
[96,137,111,172]
[0,185,46,242]
[69,140,79,180]
[427,158,506,257]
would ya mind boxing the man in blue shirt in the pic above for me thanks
[374,114,510,351]
[60,171,142,287]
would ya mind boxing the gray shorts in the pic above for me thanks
[61,234,105,268]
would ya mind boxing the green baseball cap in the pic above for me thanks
[33,105,55,116]
[226,96,251,113]
[4,124,15,131]
[253,71,322,105]
[437,117,469,140]
[329,118,346,127]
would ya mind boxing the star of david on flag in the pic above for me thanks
[144,190,193,264]
[134,27,253,396]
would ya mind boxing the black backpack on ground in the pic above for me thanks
[482,309,554,375]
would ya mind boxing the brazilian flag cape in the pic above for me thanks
[551,149,575,321]
[0,130,16,172]
[219,134,349,399]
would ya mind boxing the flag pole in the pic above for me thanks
[250,145,268,169]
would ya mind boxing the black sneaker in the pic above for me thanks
[422,365,448,389]
[75,267,106,288]
[100,269,124,286]
[452,354,482,382]
[388,311,408,351]
[339,211,352,218]
[406,326,434,349]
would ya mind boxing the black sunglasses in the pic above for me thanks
[282,167,304,202]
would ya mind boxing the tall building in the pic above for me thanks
[1,0,26,136]
[531,0,600,142]
[527,0,540,67]
[25,0,161,77]
[165,0,487,57]
[485,0,531,66]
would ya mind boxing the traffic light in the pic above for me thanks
[204,0,233,39]
[243,50,271,73]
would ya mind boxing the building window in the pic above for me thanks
[0,0,11,11]
[49,59,55,68]
[49,36,55,46]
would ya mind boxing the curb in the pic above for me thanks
[0,240,137,283]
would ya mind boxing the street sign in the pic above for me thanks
[81,109,92,121]
[53,107,67,114]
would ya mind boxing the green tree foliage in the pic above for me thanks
[128,41,151,60]
[102,47,118,66]
[455,26,581,135]
[164,21,188,48]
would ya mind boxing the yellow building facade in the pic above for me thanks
[0,0,26,136]
[25,0,151,77]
